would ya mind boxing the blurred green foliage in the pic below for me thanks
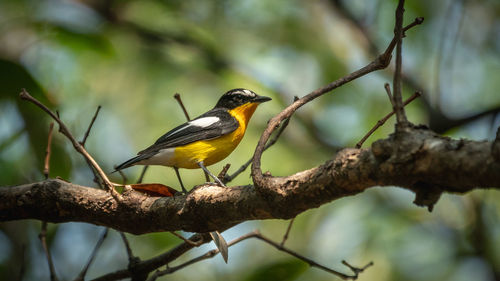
[243,259,308,281]
[0,0,499,280]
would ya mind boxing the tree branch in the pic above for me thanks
[251,17,423,190]
[149,230,371,281]
[19,90,120,200]
[92,233,211,281]
[392,0,408,126]
[2,127,499,233]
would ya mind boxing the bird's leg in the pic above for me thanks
[173,167,188,193]
[198,161,226,187]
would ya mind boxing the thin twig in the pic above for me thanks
[342,260,374,276]
[252,233,372,280]
[224,159,251,183]
[280,218,295,247]
[119,232,135,263]
[80,106,102,146]
[150,230,371,281]
[217,164,231,182]
[225,97,296,183]
[403,17,424,33]
[356,91,421,148]
[76,228,109,281]
[43,123,54,179]
[40,122,58,281]
[137,166,149,184]
[174,93,191,121]
[39,222,58,281]
[19,89,120,200]
[333,2,492,136]
[392,0,408,125]
[80,106,104,189]
[149,231,259,280]
[117,169,128,184]
[92,233,211,281]
[118,231,143,281]
[169,232,204,246]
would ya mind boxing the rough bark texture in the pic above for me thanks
[1,126,498,234]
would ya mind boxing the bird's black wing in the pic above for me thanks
[137,108,238,155]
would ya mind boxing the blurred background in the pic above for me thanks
[1,0,499,280]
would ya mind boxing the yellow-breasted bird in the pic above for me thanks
[114,88,270,263]
[114,88,271,192]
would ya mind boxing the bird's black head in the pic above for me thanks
[215,88,272,109]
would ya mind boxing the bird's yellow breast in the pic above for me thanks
[171,102,259,169]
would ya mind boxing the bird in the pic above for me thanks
[114,88,270,263]
[114,88,272,193]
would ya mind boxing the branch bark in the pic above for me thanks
[1,126,498,234]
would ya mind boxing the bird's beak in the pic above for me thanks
[253,95,272,103]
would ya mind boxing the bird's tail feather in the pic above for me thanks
[112,155,146,173]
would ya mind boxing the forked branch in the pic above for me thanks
[251,16,424,188]
[19,89,120,200]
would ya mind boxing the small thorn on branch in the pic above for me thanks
[384,83,395,107]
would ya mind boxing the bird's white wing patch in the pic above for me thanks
[167,116,220,137]
[189,116,220,128]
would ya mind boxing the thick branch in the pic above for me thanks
[1,127,499,233]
